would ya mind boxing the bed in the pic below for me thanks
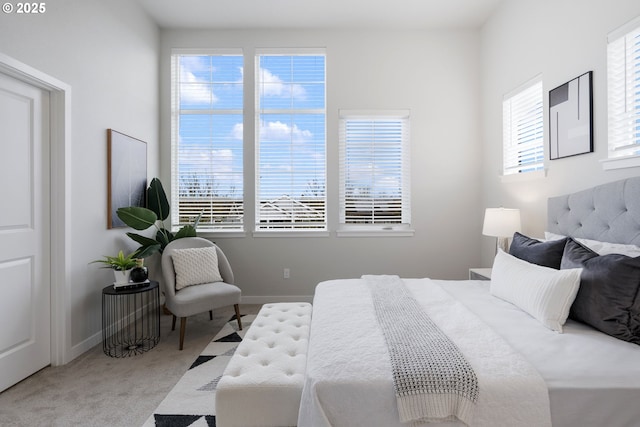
[298,177,640,427]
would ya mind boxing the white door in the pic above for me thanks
[0,72,51,392]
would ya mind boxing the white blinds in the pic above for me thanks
[503,79,544,175]
[339,111,411,226]
[607,20,640,158]
[255,51,326,231]
[170,51,244,231]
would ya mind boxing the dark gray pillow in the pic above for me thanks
[561,238,640,344]
[509,232,567,269]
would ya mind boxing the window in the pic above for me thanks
[607,16,640,162]
[255,49,326,231]
[502,78,544,175]
[338,110,411,232]
[170,50,244,231]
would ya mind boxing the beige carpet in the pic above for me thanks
[0,304,261,427]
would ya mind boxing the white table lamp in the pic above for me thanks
[483,207,521,253]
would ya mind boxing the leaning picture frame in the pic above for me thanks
[549,71,593,160]
[107,129,147,228]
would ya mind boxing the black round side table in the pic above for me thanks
[102,280,160,357]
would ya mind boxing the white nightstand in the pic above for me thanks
[469,268,492,281]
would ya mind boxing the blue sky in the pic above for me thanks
[177,54,326,201]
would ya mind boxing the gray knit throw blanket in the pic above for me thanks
[364,275,479,426]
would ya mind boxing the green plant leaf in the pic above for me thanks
[125,233,162,258]
[116,207,157,230]
[90,250,138,270]
[126,232,159,246]
[155,229,171,248]
[117,177,199,256]
[133,243,162,259]
[175,224,197,239]
[148,178,170,221]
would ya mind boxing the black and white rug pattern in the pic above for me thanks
[143,314,256,427]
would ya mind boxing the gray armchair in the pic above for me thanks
[161,237,242,350]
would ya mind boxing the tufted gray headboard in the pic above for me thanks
[547,177,640,245]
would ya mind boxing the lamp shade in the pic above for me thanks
[482,208,521,238]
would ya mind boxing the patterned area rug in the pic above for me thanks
[142,313,256,427]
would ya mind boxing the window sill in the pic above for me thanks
[601,155,640,171]
[196,231,247,239]
[336,227,415,237]
[500,168,547,183]
[252,230,330,238]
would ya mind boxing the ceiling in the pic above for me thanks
[136,0,504,30]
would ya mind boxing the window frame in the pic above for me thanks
[170,48,245,234]
[253,48,328,235]
[603,16,640,171]
[337,109,413,237]
[502,76,545,177]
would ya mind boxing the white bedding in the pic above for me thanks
[298,278,640,427]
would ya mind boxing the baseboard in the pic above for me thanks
[69,300,155,361]
[69,297,311,361]
[241,295,313,304]
[70,330,102,360]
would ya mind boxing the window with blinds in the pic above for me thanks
[338,111,411,229]
[255,50,326,231]
[503,78,544,175]
[170,51,244,231]
[607,17,640,159]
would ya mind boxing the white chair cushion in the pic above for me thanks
[171,246,222,291]
[169,282,240,318]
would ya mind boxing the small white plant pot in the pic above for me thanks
[113,269,132,285]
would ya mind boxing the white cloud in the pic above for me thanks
[179,57,217,105]
[260,121,312,142]
[348,164,401,196]
[257,121,320,180]
[376,175,401,191]
[181,148,235,177]
[212,150,236,182]
[178,136,242,196]
[179,61,306,105]
[258,68,306,100]
[198,149,242,193]
[232,123,243,140]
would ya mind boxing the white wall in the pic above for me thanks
[161,29,483,300]
[5,0,629,359]
[0,0,159,359]
[480,0,640,266]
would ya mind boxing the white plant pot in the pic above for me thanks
[113,269,132,285]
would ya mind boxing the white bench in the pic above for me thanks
[215,302,312,427]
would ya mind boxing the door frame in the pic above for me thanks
[0,52,71,366]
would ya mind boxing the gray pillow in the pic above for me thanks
[561,238,640,344]
[509,232,567,269]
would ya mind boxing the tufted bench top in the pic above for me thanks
[216,302,312,427]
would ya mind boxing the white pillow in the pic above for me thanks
[545,231,640,257]
[490,249,582,332]
[172,246,223,291]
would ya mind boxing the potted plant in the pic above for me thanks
[92,250,139,284]
[116,178,200,259]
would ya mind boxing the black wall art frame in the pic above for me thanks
[107,129,147,228]
[549,71,593,160]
